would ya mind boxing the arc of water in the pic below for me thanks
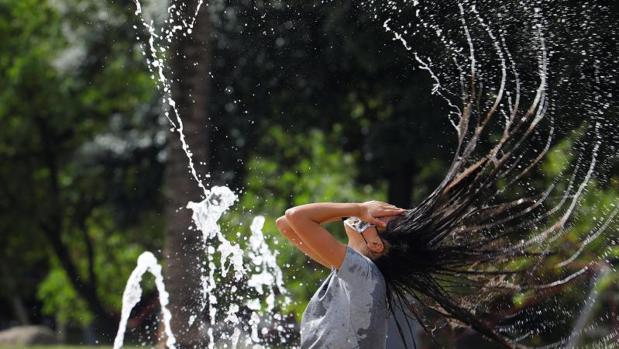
[113,252,176,349]
[132,0,209,197]
[382,19,463,131]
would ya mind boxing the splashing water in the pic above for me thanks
[114,1,291,348]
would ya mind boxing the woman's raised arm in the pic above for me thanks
[283,202,361,268]
[275,216,331,268]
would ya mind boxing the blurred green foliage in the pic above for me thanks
[0,0,162,331]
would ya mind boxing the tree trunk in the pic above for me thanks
[163,1,212,348]
[35,116,116,342]
[0,264,30,325]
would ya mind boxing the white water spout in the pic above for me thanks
[113,252,176,349]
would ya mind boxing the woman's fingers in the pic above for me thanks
[380,207,406,215]
[368,217,386,227]
[361,201,406,225]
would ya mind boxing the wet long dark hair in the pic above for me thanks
[371,37,608,349]
[371,97,610,348]
[373,117,607,348]
[365,2,617,347]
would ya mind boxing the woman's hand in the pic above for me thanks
[358,201,406,227]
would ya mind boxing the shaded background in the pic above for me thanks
[0,0,617,348]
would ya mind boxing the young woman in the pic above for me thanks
[275,194,541,349]
[273,154,594,349]
[276,200,407,348]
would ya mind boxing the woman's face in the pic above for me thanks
[357,215,398,256]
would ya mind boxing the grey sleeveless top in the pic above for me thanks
[300,246,388,349]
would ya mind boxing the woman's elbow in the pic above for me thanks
[276,215,295,232]
[284,207,298,220]
[275,216,295,239]
[275,216,287,230]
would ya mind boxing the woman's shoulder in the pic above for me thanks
[339,246,373,274]
[338,246,387,292]
[349,247,386,277]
